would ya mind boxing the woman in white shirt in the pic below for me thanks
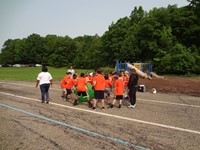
[36,66,53,103]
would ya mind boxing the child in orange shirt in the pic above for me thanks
[92,69,105,110]
[73,73,92,108]
[104,74,112,100]
[124,71,130,99]
[65,74,77,102]
[108,73,124,108]
[60,72,72,99]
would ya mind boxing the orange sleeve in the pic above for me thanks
[115,79,124,95]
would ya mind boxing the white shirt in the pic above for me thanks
[37,72,52,85]
[67,69,75,75]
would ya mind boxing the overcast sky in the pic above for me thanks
[0,0,189,49]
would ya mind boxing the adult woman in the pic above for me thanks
[36,66,53,103]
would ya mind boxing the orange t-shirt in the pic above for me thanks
[60,75,70,88]
[93,74,105,91]
[105,79,112,88]
[66,78,77,89]
[114,79,124,95]
[77,77,87,92]
[85,75,92,84]
[124,75,129,88]
[109,75,114,83]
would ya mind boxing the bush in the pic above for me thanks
[101,67,115,74]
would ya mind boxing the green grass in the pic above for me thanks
[0,67,93,81]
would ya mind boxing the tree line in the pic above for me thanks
[0,0,200,74]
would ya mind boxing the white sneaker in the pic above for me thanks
[128,104,136,108]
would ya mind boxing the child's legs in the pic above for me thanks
[112,99,116,105]
[93,99,97,107]
[119,100,122,105]
[115,95,123,105]
[101,99,105,107]
[61,88,66,97]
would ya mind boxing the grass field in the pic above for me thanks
[0,67,93,81]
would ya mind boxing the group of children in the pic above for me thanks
[60,69,131,110]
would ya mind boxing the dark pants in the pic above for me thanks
[40,83,50,102]
[129,87,137,105]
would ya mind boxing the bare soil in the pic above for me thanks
[139,76,200,97]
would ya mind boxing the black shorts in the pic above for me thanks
[116,95,123,100]
[94,90,104,99]
[66,89,72,95]
[77,92,88,97]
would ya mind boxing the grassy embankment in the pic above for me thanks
[0,67,93,81]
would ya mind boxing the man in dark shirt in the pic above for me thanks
[128,68,138,108]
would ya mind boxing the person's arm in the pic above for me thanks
[128,76,132,89]
[85,80,90,91]
[50,79,53,88]
[49,73,53,88]
[35,80,39,88]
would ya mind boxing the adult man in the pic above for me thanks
[128,68,138,108]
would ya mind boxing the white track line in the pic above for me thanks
[138,98,200,108]
[0,91,200,135]
[1,81,199,108]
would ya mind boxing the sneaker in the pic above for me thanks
[41,101,45,103]
[128,104,136,108]
[88,102,93,108]
[46,99,49,104]
[92,107,96,111]
[107,104,113,109]
[73,100,78,106]
[118,105,121,108]
[101,107,105,110]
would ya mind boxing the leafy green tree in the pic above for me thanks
[22,34,45,64]
[48,36,77,67]
[101,17,131,66]
[159,44,196,74]
[74,35,102,68]
[0,39,21,64]
[187,0,200,17]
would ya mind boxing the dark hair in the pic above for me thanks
[80,73,85,77]
[73,74,77,79]
[96,69,102,74]
[104,74,109,80]
[117,72,122,77]
[42,66,48,72]
[66,71,72,74]
[114,75,119,80]
[94,67,102,74]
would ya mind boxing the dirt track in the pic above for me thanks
[0,80,200,150]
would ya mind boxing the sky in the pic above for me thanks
[0,0,189,50]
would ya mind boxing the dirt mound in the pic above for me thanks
[138,76,200,97]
